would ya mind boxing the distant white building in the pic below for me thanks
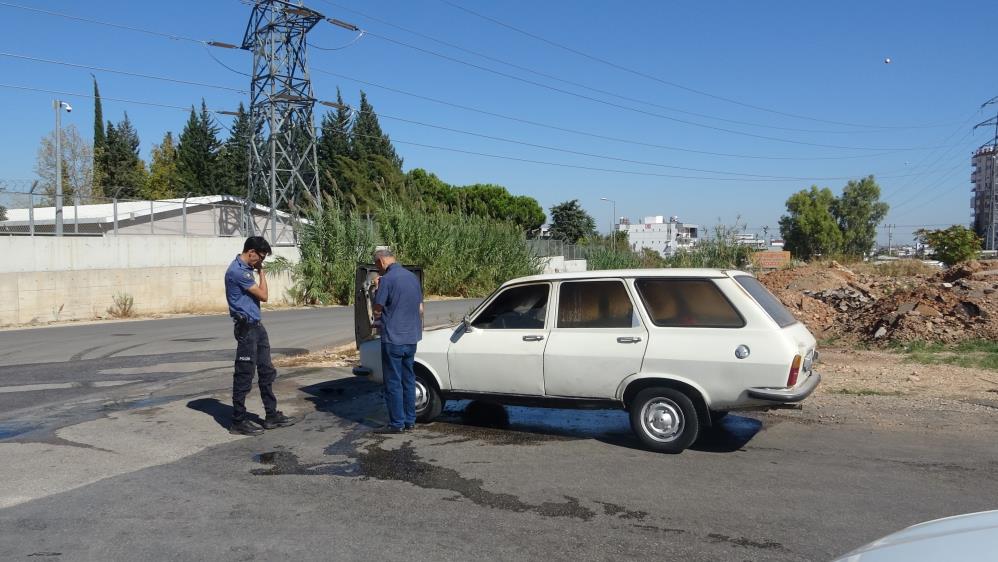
[733,233,767,250]
[618,215,699,257]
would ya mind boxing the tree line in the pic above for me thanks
[33,80,545,232]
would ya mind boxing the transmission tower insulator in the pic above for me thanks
[242,0,323,243]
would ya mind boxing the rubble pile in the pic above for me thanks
[760,260,998,345]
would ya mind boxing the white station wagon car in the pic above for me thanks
[353,268,820,453]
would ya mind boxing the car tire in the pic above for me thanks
[415,372,444,423]
[629,387,700,454]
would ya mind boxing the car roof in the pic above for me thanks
[504,268,751,286]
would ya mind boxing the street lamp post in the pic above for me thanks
[600,197,616,250]
[53,100,72,236]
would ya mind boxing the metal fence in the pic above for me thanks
[0,188,297,245]
[527,238,593,260]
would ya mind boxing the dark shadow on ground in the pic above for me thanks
[296,377,763,453]
[186,397,266,430]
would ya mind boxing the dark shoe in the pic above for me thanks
[372,425,405,434]
[230,419,264,436]
[404,424,415,431]
[263,411,298,429]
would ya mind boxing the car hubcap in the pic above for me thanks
[414,379,429,414]
[640,398,684,442]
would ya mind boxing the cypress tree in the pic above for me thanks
[219,103,252,197]
[103,113,146,199]
[176,100,222,196]
[351,91,401,169]
[317,88,353,197]
[92,76,106,196]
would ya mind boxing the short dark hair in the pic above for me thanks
[243,236,272,256]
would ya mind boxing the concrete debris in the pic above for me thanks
[761,260,998,345]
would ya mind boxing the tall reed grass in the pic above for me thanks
[269,197,377,305]
[377,199,541,297]
[273,197,541,304]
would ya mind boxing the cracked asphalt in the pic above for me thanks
[1,307,997,561]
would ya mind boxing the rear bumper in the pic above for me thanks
[747,372,821,403]
[352,366,372,377]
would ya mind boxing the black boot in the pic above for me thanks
[230,419,264,436]
[263,411,298,429]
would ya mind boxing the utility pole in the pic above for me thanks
[53,100,72,236]
[886,223,895,256]
[243,0,323,243]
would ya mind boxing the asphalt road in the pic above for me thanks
[0,366,996,561]
[0,300,476,419]
[1,307,997,561]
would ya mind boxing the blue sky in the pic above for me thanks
[1,0,994,245]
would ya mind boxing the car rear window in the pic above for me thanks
[635,278,744,328]
[733,275,798,328]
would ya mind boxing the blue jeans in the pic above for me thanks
[381,342,417,428]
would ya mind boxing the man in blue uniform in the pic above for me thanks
[371,248,424,434]
[224,236,297,436]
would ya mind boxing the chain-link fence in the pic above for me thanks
[0,186,297,245]
[526,238,593,260]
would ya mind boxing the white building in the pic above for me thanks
[618,215,699,257]
[733,232,768,250]
[972,146,997,251]
[0,195,297,244]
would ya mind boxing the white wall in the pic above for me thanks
[541,256,587,273]
[1,236,300,326]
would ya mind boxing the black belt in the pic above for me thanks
[233,313,260,326]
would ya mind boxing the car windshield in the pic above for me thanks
[733,275,798,328]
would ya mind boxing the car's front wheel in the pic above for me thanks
[414,372,444,423]
[629,387,700,453]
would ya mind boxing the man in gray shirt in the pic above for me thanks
[371,249,424,433]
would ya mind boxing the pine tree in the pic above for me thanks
[103,113,147,199]
[144,132,180,199]
[218,103,252,197]
[92,76,106,197]
[351,91,401,169]
[176,100,222,196]
[317,88,353,197]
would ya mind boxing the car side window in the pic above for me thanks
[471,284,549,329]
[635,278,745,328]
[557,280,639,329]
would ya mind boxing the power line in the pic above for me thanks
[880,111,981,200]
[436,0,953,131]
[315,0,914,136]
[376,112,957,182]
[0,77,948,183]
[354,133,951,183]
[315,69,923,161]
[0,52,247,93]
[0,1,949,153]
[351,30,935,152]
[0,1,206,44]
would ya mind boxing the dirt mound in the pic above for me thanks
[760,261,998,345]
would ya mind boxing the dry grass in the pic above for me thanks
[274,343,359,368]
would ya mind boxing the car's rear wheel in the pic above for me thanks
[414,372,444,423]
[629,387,700,453]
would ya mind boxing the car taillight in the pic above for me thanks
[787,354,802,387]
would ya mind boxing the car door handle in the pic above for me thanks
[617,336,642,344]
[522,335,545,342]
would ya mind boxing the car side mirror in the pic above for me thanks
[463,315,475,332]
